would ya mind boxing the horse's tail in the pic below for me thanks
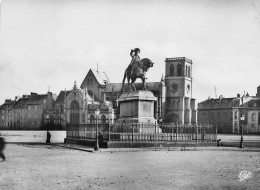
[121,69,127,92]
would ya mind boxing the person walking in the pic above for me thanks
[0,136,6,161]
[46,130,51,144]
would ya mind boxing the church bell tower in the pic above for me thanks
[164,57,193,124]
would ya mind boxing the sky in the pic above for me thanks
[0,0,260,104]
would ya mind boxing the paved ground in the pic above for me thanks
[0,144,259,190]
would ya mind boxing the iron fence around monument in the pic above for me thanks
[66,123,217,143]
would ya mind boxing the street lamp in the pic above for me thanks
[240,114,245,148]
[94,109,100,151]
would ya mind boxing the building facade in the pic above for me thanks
[198,86,260,134]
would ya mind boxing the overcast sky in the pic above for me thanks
[0,0,260,104]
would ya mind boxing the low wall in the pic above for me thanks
[64,138,216,148]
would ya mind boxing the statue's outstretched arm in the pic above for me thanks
[130,49,134,58]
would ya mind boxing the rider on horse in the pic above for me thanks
[129,48,141,67]
[122,48,154,91]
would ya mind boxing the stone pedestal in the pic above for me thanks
[118,91,157,124]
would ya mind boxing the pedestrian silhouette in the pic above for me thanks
[98,132,104,146]
[46,131,51,144]
[0,136,6,161]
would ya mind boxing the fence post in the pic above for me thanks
[108,123,110,142]
[176,124,178,142]
[84,124,86,140]
[132,123,134,142]
[196,125,198,143]
[155,122,157,142]
[215,125,218,146]
[66,123,68,138]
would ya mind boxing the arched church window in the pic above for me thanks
[101,115,106,123]
[177,64,182,76]
[170,65,174,76]
[171,100,175,109]
[70,101,80,125]
[90,115,95,124]
[188,66,191,77]
[177,100,180,109]
[185,65,188,76]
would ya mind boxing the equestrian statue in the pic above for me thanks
[122,48,154,91]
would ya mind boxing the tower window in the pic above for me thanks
[251,113,256,121]
[185,65,188,77]
[177,64,181,76]
[170,65,174,76]
[188,66,191,77]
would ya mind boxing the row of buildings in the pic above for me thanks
[0,57,260,133]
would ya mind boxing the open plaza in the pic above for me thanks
[0,131,260,190]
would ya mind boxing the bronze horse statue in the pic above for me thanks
[122,58,154,91]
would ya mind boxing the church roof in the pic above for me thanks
[55,90,71,104]
[80,69,109,88]
[92,69,109,85]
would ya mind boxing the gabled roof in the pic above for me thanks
[81,69,109,88]
[105,82,161,92]
[55,90,71,104]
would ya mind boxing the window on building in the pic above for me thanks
[235,111,237,119]
[185,65,188,76]
[252,113,256,121]
[177,100,180,109]
[202,112,206,117]
[90,115,95,124]
[258,112,260,125]
[101,115,106,124]
[188,66,191,77]
[167,99,171,109]
[171,100,175,109]
[210,113,214,119]
[177,64,182,76]
[170,65,174,76]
